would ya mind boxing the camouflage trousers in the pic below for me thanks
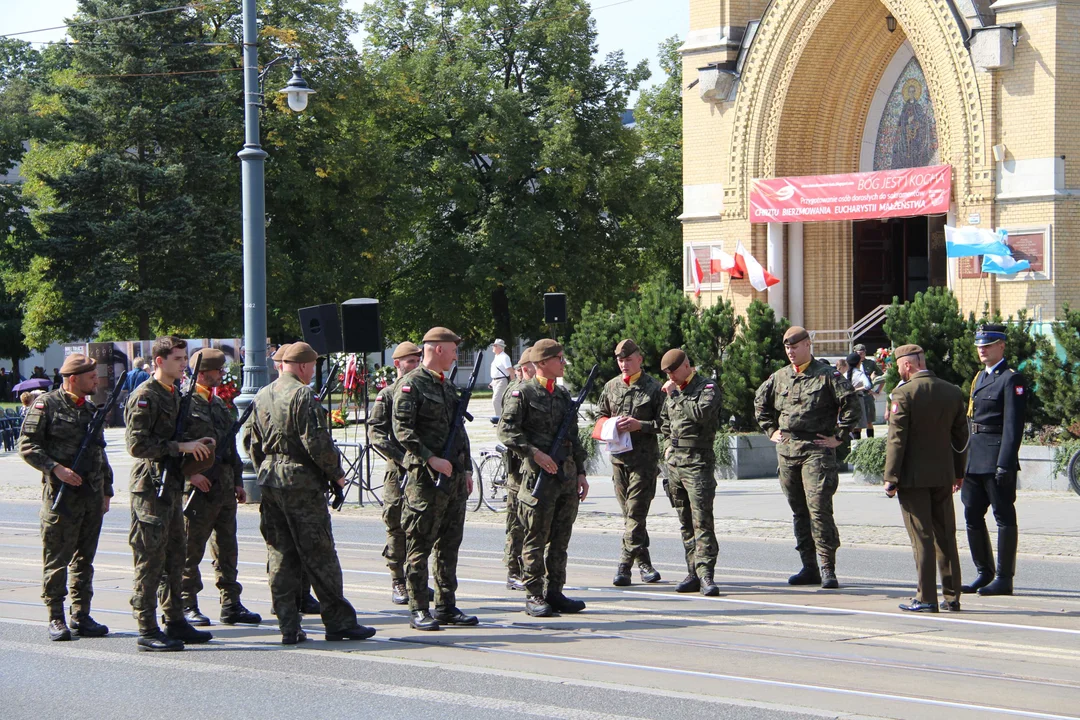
[503,476,523,576]
[666,456,717,577]
[40,482,104,619]
[777,443,841,568]
[259,485,358,635]
[612,463,658,566]
[130,488,186,632]
[400,469,468,612]
[381,466,406,583]
[182,482,241,609]
[518,470,580,597]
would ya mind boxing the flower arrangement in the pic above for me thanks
[330,408,347,428]
[373,364,396,389]
[214,364,241,409]
[873,346,893,368]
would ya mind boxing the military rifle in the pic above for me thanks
[182,399,256,518]
[316,360,346,510]
[157,355,203,504]
[530,363,599,499]
[434,352,483,491]
[51,371,128,513]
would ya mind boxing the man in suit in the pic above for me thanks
[884,345,969,613]
[962,323,1027,596]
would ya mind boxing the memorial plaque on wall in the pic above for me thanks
[1005,231,1045,273]
[958,255,983,279]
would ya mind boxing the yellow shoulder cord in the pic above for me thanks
[955,371,982,454]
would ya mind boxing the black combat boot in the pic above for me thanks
[639,562,661,584]
[70,613,108,637]
[979,527,1017,596]
[410,610,441,630]
[962,526,995,593]
[391,581,409,605]
[48,618,71,642]
[788,565,822,586]
[281,629,307,645]
[184,605,211,626]
[138,628,184,652]
[506,574,527,591]
[545,591,586,614]
[700,571,720,597]
[676,574,701,593]
[220,603,262,625]
[433,606,480,626]
[326,624,377,641]
[525,595,553,617]
[165,619,213,644]
[820,563,839,589]
[612,563,632,587]
[300,593,321,615]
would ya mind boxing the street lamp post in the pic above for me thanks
[234,0,314,502]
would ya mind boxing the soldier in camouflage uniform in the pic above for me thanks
[369,341,423,605]
[18,354,113,641]
[658,349,723,596]
[126,336,217,651]
[244,342,376,644]
[392,327,478,631]
[596,339,665,587]
[498,339,589,617]
[502,346,536,591]
[754,326,861,589]
[178,348,261,627]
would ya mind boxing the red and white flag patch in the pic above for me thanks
[511,390,521,397]
[891,402,899,414]
[706,384,715,389]
[34,402,45,409]
[401,385,411,393]
[1015,386,1024,396]
[137,399,149,408]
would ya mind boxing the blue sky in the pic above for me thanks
[4,0,688,104]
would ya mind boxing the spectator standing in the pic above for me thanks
[489,339,513,422]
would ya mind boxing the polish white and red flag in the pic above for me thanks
[691,255,704,296]
[734,240,780,292]
[710,247,744,278]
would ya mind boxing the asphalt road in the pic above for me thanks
[2,499,1080,720]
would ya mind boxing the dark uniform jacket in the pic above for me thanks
[18,388,114,495]
[184,388,243,491]
[658,373,722,465]
[885,370,968,487]
[595,373,665,468]
[125,378,182,494]
[370,379,406,469]
[754,358,862,442]
[967,362,1026,475]
[391,367,471,475]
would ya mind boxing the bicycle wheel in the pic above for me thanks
[469,458,485,511]
[479,455,508,513]
[1068,449,1080,497]
[360,445,384,506]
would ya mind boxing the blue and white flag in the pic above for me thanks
[982,254,1031,275]
[945,226,1011,258]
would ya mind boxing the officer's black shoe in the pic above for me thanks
[506,574,527,591]
[184,606,211,626]
[281,629,307,645]
[48,618,71,642]
[612,563,632,587]
[326,624,377,641]
[940,600,961,612]
[700,573,720,597]
[978,577,1013,596]
[220,603,262,625]
[961,573,994,594]
[410,610,441,630]
[788,566,822,586]
[391,582,409,605]
[639,562,661,584]
[820,567,839,589]
[898,599,939,613]
[165,620,213,644]
[525,595,554,617]
[300,593,321,615]
[545,591,586,614]
[70,614,108,637]
[138,629,184,652]
[433,606,480,626]
[676,574,701,593]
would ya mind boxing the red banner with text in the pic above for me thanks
[749,165,951,223]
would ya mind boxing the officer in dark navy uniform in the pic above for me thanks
[961,323,1026,596]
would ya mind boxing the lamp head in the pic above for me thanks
[279,60,315,112]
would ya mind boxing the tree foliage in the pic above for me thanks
[721,300,790,430]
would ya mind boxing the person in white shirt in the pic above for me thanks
[489,339,513,421]
[843,352,871,437]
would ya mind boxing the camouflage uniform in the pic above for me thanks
[502,379,525,578]
[370,379,407,584]
[391,367,472,613]
[658,373,723,579]
[754,358,861,571]
[243,371,360,636]
[125,378,187,633]
[596,373,665,568]
[181,389,244,611]
[498,378,587,597]
[18,389,113,621]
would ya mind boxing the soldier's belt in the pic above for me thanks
[670,438,711,449]
[971,423,1003,434]
[783,430,828,441]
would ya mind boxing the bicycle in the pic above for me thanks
[335,441,384,506]
[1066,447,1080,497]
[472,444,510,513]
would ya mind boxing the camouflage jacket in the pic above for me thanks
[497,377,587,481]
[659,373,723,465]
[184,388,243,491]
[370,379,406,469]
[391,366,471,476]
[243,372,343,491]
[18,388,114,496]
[753,357,861,441]
[595,372,665,467]
[125,377,183,494]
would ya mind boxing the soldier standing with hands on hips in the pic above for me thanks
[18,354,114,641]
[962,323,1027,596]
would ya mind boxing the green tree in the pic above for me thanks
[721,300,790,430]
[882,287,971,390]
[564,301,622,394]
[682,296,737,383]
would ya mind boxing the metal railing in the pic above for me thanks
[809,304,890,354]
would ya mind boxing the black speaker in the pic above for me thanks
[298,304,343,355]
[544,293,567,323]
[341,298,382,353]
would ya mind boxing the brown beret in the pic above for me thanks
[660,348,687,373]
[519,346,535,364]
[60,354,96,377]
[894,344,924,360]
[190,347,226,372]
[532,339,563,362]
[783,326,810,345]
[614,338,640,359]
[422,326,462,344]
[281,341,318,364]
[392,341,422,360]
[271,343,291,362]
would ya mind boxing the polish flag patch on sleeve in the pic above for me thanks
[891,402,899,414]
[511,390,521,397]
[1015,385,1025,396]
[137,399,149,408]
[401,385,411,393]
[705,384,715,389]
[34,401,45,409]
